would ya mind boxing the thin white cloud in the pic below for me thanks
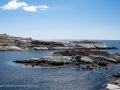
[0,0,49,12]
[23,5,49,12]
[38,5,49,10]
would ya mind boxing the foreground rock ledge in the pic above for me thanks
[13,49,120,69]
[106,73,120,90]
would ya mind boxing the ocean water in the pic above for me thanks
[99,40,120,54]
[0,40,120,90]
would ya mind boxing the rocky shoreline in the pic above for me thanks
[0,34,118,51]
[1,34,120,90]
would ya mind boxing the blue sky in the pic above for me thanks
[0,0,120,40]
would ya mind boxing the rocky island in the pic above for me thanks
[13,49,120,68]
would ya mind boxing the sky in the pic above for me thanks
[0,0,120,40]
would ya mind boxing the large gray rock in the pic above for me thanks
[81,56,93,63]
[0,46,23,51]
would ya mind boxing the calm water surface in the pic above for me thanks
[0,40,120,90]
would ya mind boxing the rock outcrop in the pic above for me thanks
[13,49,120,69]
[67,40,118,49]
[0,34,64,51]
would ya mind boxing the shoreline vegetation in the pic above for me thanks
[0,34,120,90]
